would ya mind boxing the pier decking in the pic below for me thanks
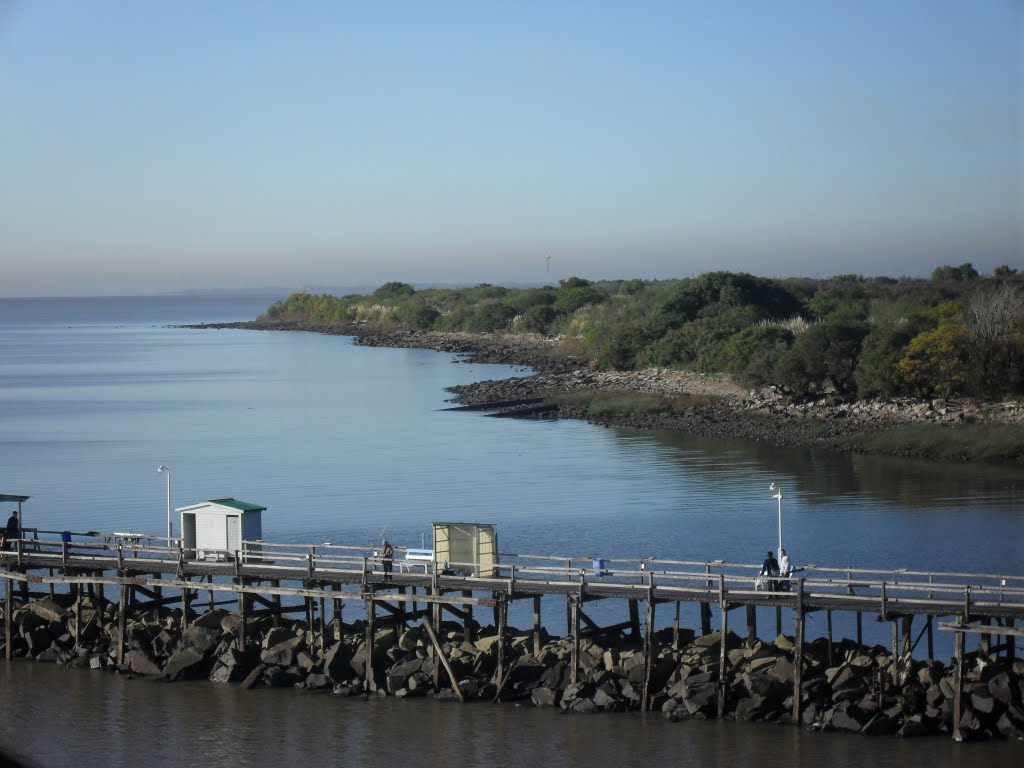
[3,529,1022,735]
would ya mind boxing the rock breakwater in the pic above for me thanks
[6,593,1024,741]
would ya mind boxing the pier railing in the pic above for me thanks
[3,530,1023,619]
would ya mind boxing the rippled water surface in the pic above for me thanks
[0,295,1022,767]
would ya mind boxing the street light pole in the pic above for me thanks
[770,482,783,555]
[157,465,171,547]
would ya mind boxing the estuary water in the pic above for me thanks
[0,294,1022,767]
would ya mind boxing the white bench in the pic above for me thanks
[400,548,434,573]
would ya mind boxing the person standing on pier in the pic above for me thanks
[779,548,792,591]
[381,538,394,580]
[760,550,780,591]
[5,510,19,550]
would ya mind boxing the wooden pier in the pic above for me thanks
[3,529,1023,736]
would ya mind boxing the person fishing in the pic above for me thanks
[381,538,394,580]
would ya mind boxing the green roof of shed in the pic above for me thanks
[209,498,266,512]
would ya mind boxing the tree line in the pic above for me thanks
[262,263,1024,402]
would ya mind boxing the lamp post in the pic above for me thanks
[157,465,171,547]
[769,482,783,556]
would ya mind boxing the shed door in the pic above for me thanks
[226,515,241,553]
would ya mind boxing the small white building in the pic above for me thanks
[178,498,264,561]
[433,522,498,577]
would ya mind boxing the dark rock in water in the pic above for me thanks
[25,627,53,657]
[261,636,304,667]
[733,694,768,721]
[531,687,558,708]
[182,625,221,656]
[861,712,900,736]
[540,661,570,691]
[323,642,351,683]
[163,647,208,681]
[125,649,163,676]
[987,671,1013,705]
[304,673,332,690]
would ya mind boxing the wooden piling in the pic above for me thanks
[422,616,464,703]
[238,579,247,650]
[900,615,912,685]
[792,577,805,724]
[716,575,728,719]
[826,609,834,667]
[745,604,756,648]
[495,595,507,692]
[673,600,680,651]
[700,602,712,636]
[364,587,375,691]
[570,594,581,686]
[642,581,655,711]
[532,594,542,657]
[628,598,640,638]
[953,628,965,741]
[117,584,128,665]
[4,571,12,660]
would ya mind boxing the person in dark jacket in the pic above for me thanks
[5,511,20,550]
[760,550,780,591]
[381,538,394,580]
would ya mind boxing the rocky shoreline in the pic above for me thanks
[194,321,1024,464]
[7,593,1024,741]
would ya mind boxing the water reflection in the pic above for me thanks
[644,428,1022,509]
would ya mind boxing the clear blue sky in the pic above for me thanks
[1,1,1020,297]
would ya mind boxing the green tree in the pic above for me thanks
[896,325,971,398]
[554,277,607,314]
[373,282,415,300]
[725,325,795,387]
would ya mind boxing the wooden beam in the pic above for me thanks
[422,617,464,703]
[793,578,805,725]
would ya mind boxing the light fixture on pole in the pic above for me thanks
[157,465,172,547]
[769,482,783,556]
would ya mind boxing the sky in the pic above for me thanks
[0,1,1020,297]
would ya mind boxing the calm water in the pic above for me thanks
[1,294,1022,766]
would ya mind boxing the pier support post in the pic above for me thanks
[319,594,327,653]
[642,582,655,711]
[423,616,464,703]
[891,620,899,686]
[628,598,640,639]
[1008,618,1016,661]
[953,628,965,741]
[364,587,376,691]
[570,594,581,686]
[745,604,757,648]
[700,602,712,636]
[826,610,834,667]
[900,615,913,685]
[117,584,129,666]
[238,579,247,651]
[927,616,934,661]
[532,595,542,657]
[5,572,12,660]
[716,575,728,719]
[495,595,507,691]
[980,616,991,656]
[775,606,782,638]
[182,580,191,630]
[856,611,863,646]
[462,590,474,642]
[792,578,805,724]
[673,601,680,651]
[272,580,281,629]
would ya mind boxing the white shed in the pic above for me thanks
[178,498,264,561]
